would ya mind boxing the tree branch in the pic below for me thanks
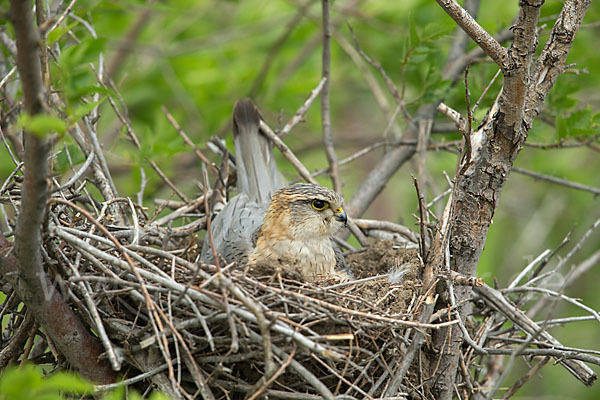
[321,0,342,194]
[429,1,592,398]
[8,0,115,383]
[435,0,508,69]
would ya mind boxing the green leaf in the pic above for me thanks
[0,365,42,400]
[46,21,78,45]
[68,99,103,124]
[56,144,86,171]
[18,114,66,137]
[556,106,600,139]
[43,372,93,394]
[408,13,419,49]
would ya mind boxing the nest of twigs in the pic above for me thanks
[2,153,598,400]
[2,140,598,400]
[40,187,436,398]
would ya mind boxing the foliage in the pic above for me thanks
[0,364,92,400]
[0,364,171,400]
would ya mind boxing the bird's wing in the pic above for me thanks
[201,99,283,265]
[201,194,266,265]
[333,240,354,279]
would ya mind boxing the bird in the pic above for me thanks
[200,99,353,281]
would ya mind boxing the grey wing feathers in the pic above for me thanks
[200,194,266,265]
[233,99,283,203]
[201,99,282,265]
[333,240,354,279]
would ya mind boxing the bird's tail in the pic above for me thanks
[232,99,283,202]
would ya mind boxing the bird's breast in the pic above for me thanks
[249,237,337,280]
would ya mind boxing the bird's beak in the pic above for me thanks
[333,207,347,225]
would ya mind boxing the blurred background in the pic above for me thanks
[1,0,599,397]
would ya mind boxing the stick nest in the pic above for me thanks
[30,189,436,399]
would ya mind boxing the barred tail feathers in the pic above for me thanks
[232,99,283,202]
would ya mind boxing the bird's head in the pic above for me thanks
[263,183,347,241]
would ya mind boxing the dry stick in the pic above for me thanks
[259,120,318,185]
[384,296,436,397]
[49,199,178,387]
[161,105,219,174]
[472,68,501,115]
[0,311,34,368]
[253,332,336,400]
[412,176,429,263]
[104,86,189,202]
[95,364,169,392]
[252,279,458,329]
[54,148,96,192]
[8,0,116,384]
[310,353,373,399]
[512,166,600,196]
[501,355,547,399]
[247,347,296,400]
[503,287,600,323]
[435,0,508,68]
[320,0,342,195]
[347,23,411,123]
[0,66,17,91]
[352,219,418,243]
[279,77,327,138]
[335,34,402,138]
[65,254,121,371]
[475,284,596,386]
[154,306,216,400]
[307,141,387,179]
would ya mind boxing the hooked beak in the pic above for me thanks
[333,207,347,225]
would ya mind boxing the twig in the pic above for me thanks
[508,249,552,289]
[320,0,342,195]
[384,296,436,397]
[352,218,418,243]
[475,284,596,386]
[434,0,508,68]
[279,78,327,138]
[247,346,296,400]
[412,175,429,263]
[512,166,600,196]
[104,85,189,202]
[259,120,318,184]
[161,105,218,174]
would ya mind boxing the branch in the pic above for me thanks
[321,0,342,194]
[435,0,508,68]
[259,120,318,185]
[525,0,592,125]
[475,284,596,386]
[8,0,115,383]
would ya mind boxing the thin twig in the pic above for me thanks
[321,0,342,194]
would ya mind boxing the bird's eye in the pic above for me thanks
[311,199,328,210]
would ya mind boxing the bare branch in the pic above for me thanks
[435,0,508,68]
[321,0,342,195]
[8,0,116,383]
